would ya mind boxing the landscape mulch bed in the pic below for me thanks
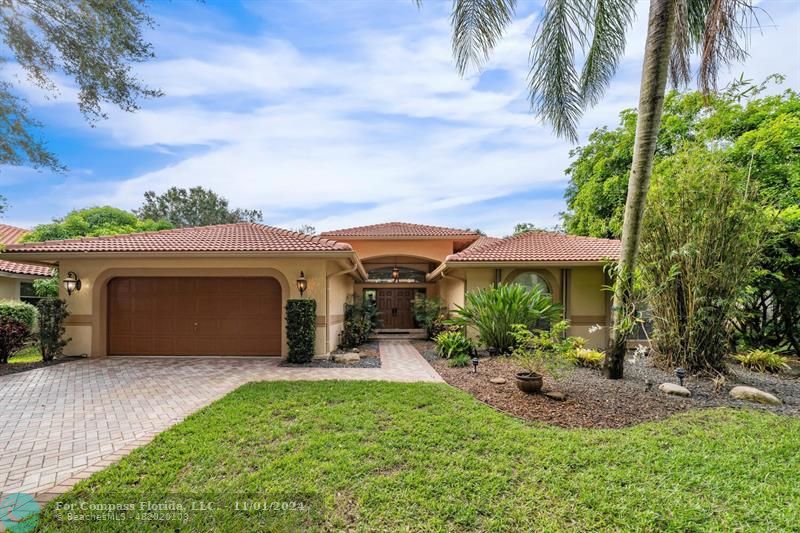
[0,356,83,378]
[413,340,799,429]
[280,341,381,368]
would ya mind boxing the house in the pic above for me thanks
[0,222,620,357]
[0,224,53,305]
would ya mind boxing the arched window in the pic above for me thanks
[510,271,551,294]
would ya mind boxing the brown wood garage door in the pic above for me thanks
[108,277,282,356]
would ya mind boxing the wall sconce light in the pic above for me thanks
[63,271,82,295]
[296,271,308,297]
[391,266,400,283]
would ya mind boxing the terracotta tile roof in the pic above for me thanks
[3,223,352,254]
[320,222,480,238]
[0,224,53,277]
[447,231,621,263]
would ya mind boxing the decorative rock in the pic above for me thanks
[489,377,507,384]
[333,352,360,364]
[729,386,782,405]
[544,391,566,401]
[658,383,691,397]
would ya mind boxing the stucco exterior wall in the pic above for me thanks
[327,266,354,352]
[455,265,608,349]
[0,276,19,300]
[55,256,336,358]
[344,239,455,263]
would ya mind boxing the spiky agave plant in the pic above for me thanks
[436,0,761,377]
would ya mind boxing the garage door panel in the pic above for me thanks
[108,277,282,356]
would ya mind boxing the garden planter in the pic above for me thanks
[515,372,543,394]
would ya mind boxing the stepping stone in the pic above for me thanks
[545,391,566,401]
[489,377,507,384]
[729,386,782,405]
[658,383,691,397]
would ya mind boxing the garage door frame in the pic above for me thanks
[92,268,289,357]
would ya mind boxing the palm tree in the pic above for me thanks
[446,0,759,378]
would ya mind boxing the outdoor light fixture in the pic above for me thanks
[471,348,479,373]
[296,271,307,297]
[675,367,687,387]
[391,266,400,283]
[62,271,81,296]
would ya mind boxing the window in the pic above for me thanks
[20,282,43,306]
[366,266,427,283]
[510,272,551,294]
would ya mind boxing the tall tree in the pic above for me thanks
[136,186,263,228]
[1,0,161,170]
[22,206,171,242]
[446,0,759,378]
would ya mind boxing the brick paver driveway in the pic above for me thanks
[0,341,440,502]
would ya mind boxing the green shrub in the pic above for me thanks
[448,284,562,354]
[339,298,378,350]
[571,348,605,368]
[509,321,580,379]
[412,296,446,339]
[286,299,316,363]
[0,319,31,364]
[37,297,70,362]
[33,274,60,298]
[0,299,38,329]
[434,330,473,359]
[448,353,471,368]
[734,349,790,373]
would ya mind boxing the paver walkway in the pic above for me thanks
[0,341,441,503]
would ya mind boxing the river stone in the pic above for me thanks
[658,383,691,397]
[545,391,566,401]
[489,377,507,384]
[729,386,782,405]
[333,352,360,364]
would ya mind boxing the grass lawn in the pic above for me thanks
[40,382,799,531]
[9,345,42,364]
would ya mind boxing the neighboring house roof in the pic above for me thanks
[446,231,621,263]
[320,222,480,239]
[3,222,353,254]
[0,224,53,277]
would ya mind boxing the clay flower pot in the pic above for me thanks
[515,372,543,394]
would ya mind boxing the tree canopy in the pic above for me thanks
[135,187,263,228]
[1,0,161,170]
[562,77,800,238]
[21,206,171,242]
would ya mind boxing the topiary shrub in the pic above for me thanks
[37,297,70,362]
[0,299,38,330]
[286,299,316,363]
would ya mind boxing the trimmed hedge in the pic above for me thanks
[0,299,38,329]
[286,299,316,363]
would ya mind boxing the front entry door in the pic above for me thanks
[375,288,417,329]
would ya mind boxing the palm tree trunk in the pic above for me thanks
[604,0,677,379]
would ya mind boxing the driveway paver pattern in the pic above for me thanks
[0,341,440,503]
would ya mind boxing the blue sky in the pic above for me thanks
[2,0,799,236]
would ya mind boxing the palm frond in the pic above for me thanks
[579,0,637,106]
[697,0,758,93]
[529,0,593,142]
[450,0,517,75]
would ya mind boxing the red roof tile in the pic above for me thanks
[320,222,480,238]
[3,223,352,254]
[0,224,53,276]
[447,231,620,263]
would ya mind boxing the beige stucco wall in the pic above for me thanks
[55,256,341,358]
[452,265,608,349]
[344,239,455,263]
[0,276,19,300]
